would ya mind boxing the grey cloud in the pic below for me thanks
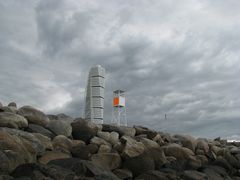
[0,0,240,140]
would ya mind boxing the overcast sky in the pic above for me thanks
[0,0,240,140]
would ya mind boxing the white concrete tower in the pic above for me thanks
[112,90,127,126]
[85,65,105,124]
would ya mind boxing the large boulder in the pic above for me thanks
[135,170,169,180]
[163,143,195,160]
[181,170,207,180]
[0,127,45,156]
[52,135,72,154]
[90,136,111,147]
[0,106,17,114]
[102,124,136,137]
[139,137,160,149]
[71,144,91,160]
[0,130,36,173]
[11,163,75,180]
[8,102,17,108]
[48,158,120,179]
[134,126,158,139]
[26,124,55,139]
[113,169,133,180]
[120,136,145,158]
[33,133,53,151]
[0,112,28,129]
[17,106,49,127]
[91,153,121,170]
[71,118,98,142]
[47,120,72,137]
[38,151,71,165]
[123,154,155,177]
[47,113,74,122]
[174,134,197,152]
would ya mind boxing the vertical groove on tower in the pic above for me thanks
[85,65,105,124]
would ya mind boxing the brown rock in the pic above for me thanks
[120,136,145,158]
[38,151,71,164]
[113,169,133,180]
[163,144,195,160]
[17,106,49,127]
[71,118,98,142]
[0,112,28,129]
[91,153,121,170]
[71,144,90,160]
[52,135,72,154]
[98,144,112,153]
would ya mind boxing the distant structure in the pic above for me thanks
[112,90,127,126]
[85,65,105,124]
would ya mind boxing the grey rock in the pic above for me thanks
[47,113,74,122]
[52,135,72,154]
[38,151,71,165]
[17,106,49,127]
[98,144,112,153]
[134,126,158,139]
[0,106,17,114]
[163,143,195,160]
[135,170,169,180]
[102,124,136,137]
[71,144,90,160]
[120,136,145,158]
[8,102,17,108]
[97,131,110,142]
[174,134,197,152]
[113,169,133,180]
[26,124,55,139]
[123,154,155,177]
[71,118,98,142]
[0,112,28,129]
[47,120,72,137]
[91,153,121,170]
[181,170,207,180]
[90,136,111,147]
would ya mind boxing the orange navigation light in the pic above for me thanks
[113,97,119,107]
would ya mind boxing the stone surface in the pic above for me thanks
[87,144,99,154]
[123,154,155,177]
[8,102,17,108]
[71,118,98,142]
[135,170,169,180]
[47,119,72,137]
[163,143,195,160]
[109,132,119,145]
[102,124,136,137]
[0,112,28,129]
[17,106,49,127]
[139,137,160,149]
[182,170,207,180]
[134,126,158,139]
[90,136,111,147]
[47,113,74,122]
[52,135,72,154]
[38,151,71,164]
[0,106,17,114]
[33,133,53,151]
[26,124,55,139]
[113,169,133,180]
[71,144,90,160]
[97,131,110,142]
[98,144,112,153]
[174,134,197,152]
[91,153,121,170]
[120,136,145,158]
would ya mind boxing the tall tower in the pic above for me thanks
[85,65,105,124]
[112,90,127,126]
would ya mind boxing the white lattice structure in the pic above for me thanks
[85,65,105,124]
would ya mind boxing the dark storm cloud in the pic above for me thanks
[0,0,240,140]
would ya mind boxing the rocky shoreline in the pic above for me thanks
[0,102,240,180]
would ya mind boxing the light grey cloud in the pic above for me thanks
[0,0,240,140]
